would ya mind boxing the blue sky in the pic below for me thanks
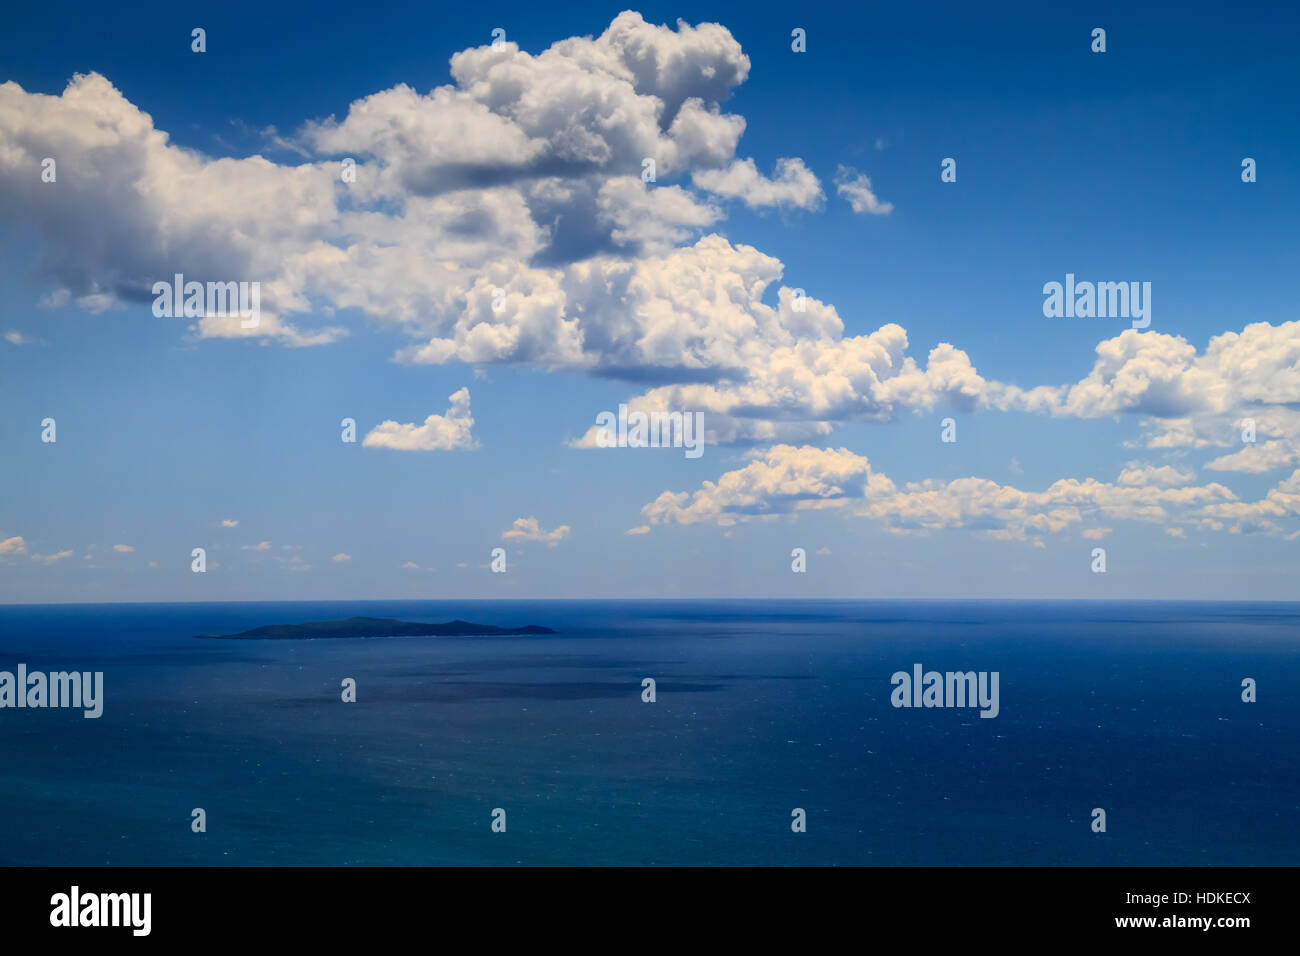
[2,1,1298,602]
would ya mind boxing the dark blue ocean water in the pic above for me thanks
[0,600,1295,866]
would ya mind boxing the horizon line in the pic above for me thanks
[3,597,1299,608]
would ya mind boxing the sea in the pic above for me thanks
[0,600,1295,866]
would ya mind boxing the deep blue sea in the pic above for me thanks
[0,600,1295,865]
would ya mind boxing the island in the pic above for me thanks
[198,616,557,640]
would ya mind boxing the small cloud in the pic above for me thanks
[815,546,832,555]
[1081,528,1112,540]
[113,544,134,553]
[194,311,347,348]
[363,388,477,451]
[834,164,894,216]
[331,553,351,562]
[691,157,824,211]
[1117,462,1196,487]
[147,560,159,568]
[220,519,239,528]
[242,541,272,552]
[1165,527,1186,538]
[502,516,571,547]
[257,123,313,159]
[1008,458,1024,475]
[400,561,420,570]
[3,330,42,346]
[0,536,27,555]
[625,525,651,536]
[31,549,74,565]
[1118,463,1196,489]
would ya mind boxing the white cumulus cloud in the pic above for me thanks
[363,387,478,451]
[502,516,571,546]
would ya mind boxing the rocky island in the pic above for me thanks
[198,616,557,640]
